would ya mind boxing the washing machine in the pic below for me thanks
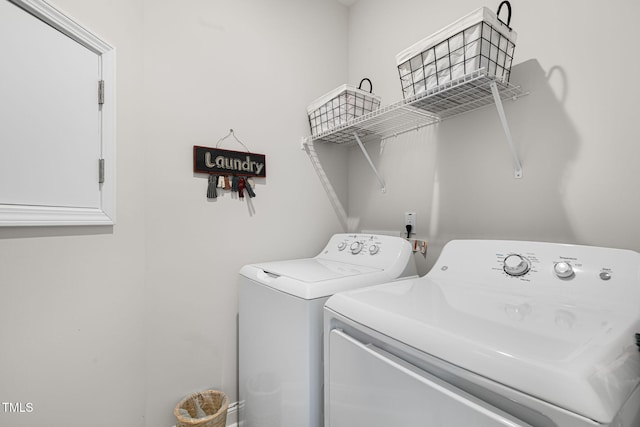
[238,233,417,427]
[324,239,640,427]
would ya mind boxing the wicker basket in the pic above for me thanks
[174,390,229,427]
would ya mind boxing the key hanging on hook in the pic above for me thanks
[238,178,245,199]
[207,175,218,199]
[245,178,256,198]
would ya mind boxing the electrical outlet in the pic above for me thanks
[405,212,416,234]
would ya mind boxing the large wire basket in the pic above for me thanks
[397,1,517,99]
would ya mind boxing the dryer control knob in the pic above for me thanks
[337,242,347,251]
[350,241,363,254]
[554,261,574,279]
[504,254,530,276]
[369,244,379,255]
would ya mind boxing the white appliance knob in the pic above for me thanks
[503,254,530,276]
[554,261,574,279]
[369,244,379,255]
[337,242,347,251]
[350,242,363,254]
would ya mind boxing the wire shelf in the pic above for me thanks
[304,69,526,145]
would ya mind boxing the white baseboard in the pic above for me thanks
[226,401,238,427]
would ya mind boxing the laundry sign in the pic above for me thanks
[193,146,266,177]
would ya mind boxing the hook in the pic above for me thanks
[216,128,250,152]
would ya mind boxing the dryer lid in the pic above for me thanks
[326,277,640,424]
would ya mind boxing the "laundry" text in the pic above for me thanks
[193,146,267,178]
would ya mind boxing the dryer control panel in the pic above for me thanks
[429,239,640,309]
[494,249,604,282]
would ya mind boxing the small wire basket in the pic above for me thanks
[307,78,381,137]
[397,1,517,99]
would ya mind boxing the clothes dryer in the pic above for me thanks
[239,233,416,427]
[325,240,640,427]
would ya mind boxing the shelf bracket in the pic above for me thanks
[301,137,349,230]
[490,81,522,179]
[353,132,386,193]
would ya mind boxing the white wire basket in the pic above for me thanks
[397,1,517,99]
[307,78,381,137]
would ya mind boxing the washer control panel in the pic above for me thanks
[319,233,416,272]
[337,235,383,256]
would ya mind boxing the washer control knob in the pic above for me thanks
[350,241,363,255]
[369,244,379,255]
[337,242,347,251]
[554,261,574,279]
[503,254,530,276]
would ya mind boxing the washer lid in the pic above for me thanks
[240,258,384,299]
[254,258,380,282]
[326,277,640,424]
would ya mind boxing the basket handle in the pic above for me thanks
[496,1,512,29]
[358,78,373,93]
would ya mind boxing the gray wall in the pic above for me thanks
[142,1,348,426]
[2,0,639,426]
[344,0,640,274]
[0,0,147,426]
[0,0,347,426]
